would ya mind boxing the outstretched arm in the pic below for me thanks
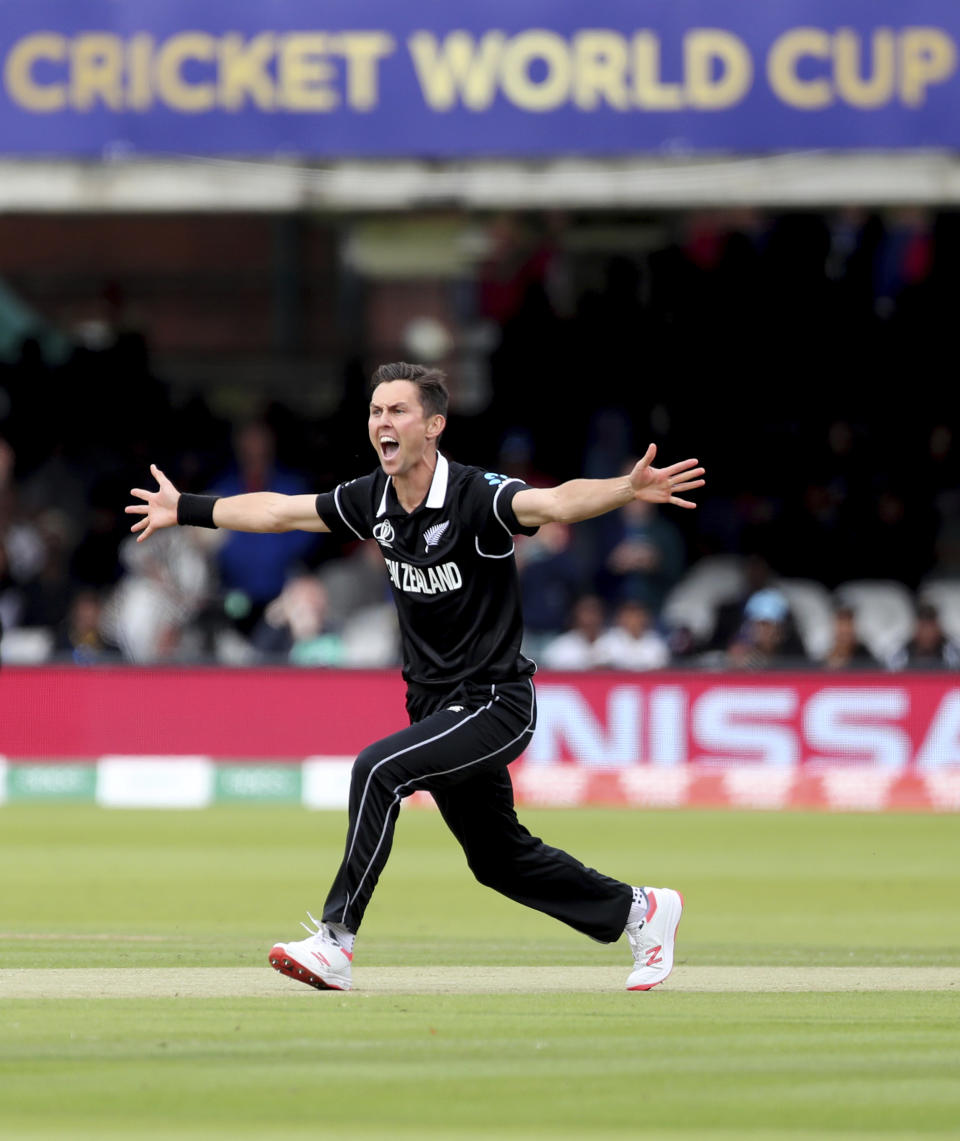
[126,464,329,542]
[512,444,705,528]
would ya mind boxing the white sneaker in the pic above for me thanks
[625,887,684,991]
[269,912,353,991]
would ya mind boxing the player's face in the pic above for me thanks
[368,380,442,476]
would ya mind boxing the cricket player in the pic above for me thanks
[127,362,705,991]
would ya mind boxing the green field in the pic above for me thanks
[2,805,959,1140]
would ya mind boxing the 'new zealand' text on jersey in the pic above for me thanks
[315,455,538,691]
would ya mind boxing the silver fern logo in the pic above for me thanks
[423,521,450,551]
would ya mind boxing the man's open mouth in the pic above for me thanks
[380,436,399,459]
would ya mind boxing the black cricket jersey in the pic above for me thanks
[315,454,539,691]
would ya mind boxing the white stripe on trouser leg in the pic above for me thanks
[337,700,495,912]
[343,680,536,920]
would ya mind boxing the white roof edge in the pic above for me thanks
[2,152,960,212]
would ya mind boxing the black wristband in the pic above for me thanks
[177,493,219,529]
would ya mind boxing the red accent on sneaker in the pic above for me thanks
[644,890,658,924]
[310,945,352,966]
[645,945,663,966]
[627,890,685,992]
[268,944,349,992]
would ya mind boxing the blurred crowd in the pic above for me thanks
[1,206,959,670]
[1,394,958,671]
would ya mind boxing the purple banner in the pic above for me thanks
[1,1,958,156]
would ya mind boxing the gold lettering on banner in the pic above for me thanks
[2,26,956,117]
[408,27,754,113]
[408,30,504,111]
[834,28,895,108]
[900,27,957,107]
[573,30,630,111]
[7,28,397,114]
[337,32,395,110]
[155,33,216,112]
[686,29,753,109]
[278,34,337,111]
[70,34,123,110]
[767,27,833,109]
[220,33,276,110]
[767,26,957,111]
[632,32,683,109]
[500,30,571,111]
[127,34,155,110]
[4,33,67,111]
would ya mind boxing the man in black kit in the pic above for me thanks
[127,363,705,992]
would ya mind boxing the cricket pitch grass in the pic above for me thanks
[2,805,959,1139]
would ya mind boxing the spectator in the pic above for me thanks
[497,430,550,490]
[930,505,960,580]
[598,485,685,615]
[726,588,808,670]
[6,208,960,659]
[821,605,879,670]
[18,510,74,631]
[69,491,126,590]
[0,538,21,636]
[480,214,566,443]
[101,530,211,662]
[594,600,671,671]
[0,436,18,533]
[19,445,88,550]
[317,540,397,667]
[251,576,344,667]
[709,554,778,651]
[889,603,960,670]
[212,420,319,632]
[541,595,607,671]
[666,623,699,662]
[319,539,390,625]
[854,487,931,589]
[516,521,584,657]
[339,602,400,668]
[53,589,119,663]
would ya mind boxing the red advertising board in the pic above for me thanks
[524,673,960,769]
[0,667,408,757]
[2,668,960,810]
[2,667,959,768]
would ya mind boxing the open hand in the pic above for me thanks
[629,444,705,509]
[125,464,180,542]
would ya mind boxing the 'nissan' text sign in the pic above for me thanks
[527,676,960,770]
[1,668,959,771]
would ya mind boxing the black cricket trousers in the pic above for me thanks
[321,677,632,941]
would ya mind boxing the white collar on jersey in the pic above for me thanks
[376,451,449,517]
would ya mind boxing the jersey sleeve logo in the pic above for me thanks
[483,472,509,486]
[423,521,450,551]
[373,520,395,547]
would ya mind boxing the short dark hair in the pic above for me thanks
[370,362,449,420]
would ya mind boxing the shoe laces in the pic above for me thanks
[625,918,649,955]
[300,911,334,942]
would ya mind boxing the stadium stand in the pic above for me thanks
[834,580,917,664]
